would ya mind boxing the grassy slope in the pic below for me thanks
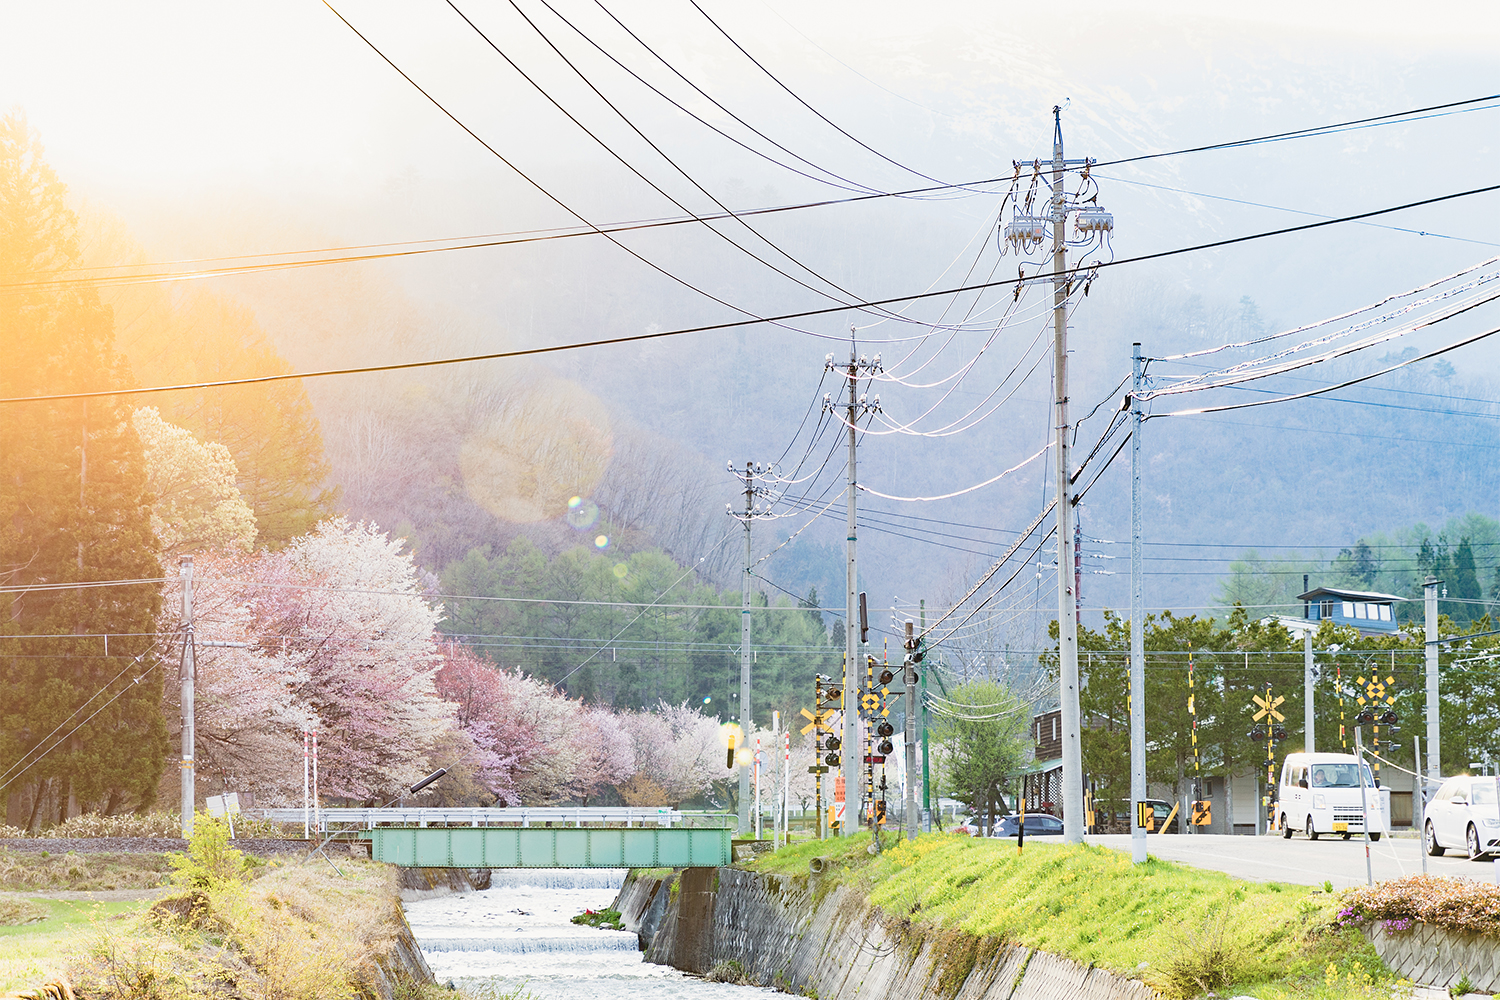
[742,832,1401,999]
[0,849,173,891]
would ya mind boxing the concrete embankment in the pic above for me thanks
[614,866,1154,1000]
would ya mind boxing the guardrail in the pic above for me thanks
[248,806,734,831]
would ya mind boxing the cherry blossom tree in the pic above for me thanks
[133,407,256,557]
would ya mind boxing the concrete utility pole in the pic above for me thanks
[1303,574,1315,755]
[829,348,880,835]
[179,555,196,838]
[1129,343,1146,864]
[1425,575,1441,781]
[1050,107,1086,843]
[904,620,919,841]
[730,460,768,835]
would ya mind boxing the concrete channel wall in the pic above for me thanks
[613,867,1155,1000]
[1365,921,1500,994]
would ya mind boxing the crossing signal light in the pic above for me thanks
[824,753,840,767]
[826,736,841,751]
[877,739,894,755]
[1248,725,1267,742]
[877,721,895,738]
[1272,725,1288,743]
[879,669,895,685]
[1380,709,1399,725]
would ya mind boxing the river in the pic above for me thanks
[402,870,770,1000]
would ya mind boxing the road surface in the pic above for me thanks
[1087,832,1499,887]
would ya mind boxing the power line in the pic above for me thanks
[10,178,1496,407]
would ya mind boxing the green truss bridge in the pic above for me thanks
[253,806,734,869]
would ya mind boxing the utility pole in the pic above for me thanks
[1425,575,1441,782]
[179,555,196,838]
[827,348,880,835]
[729,460,772,835]
[1129,343,1146,864]
[1050,107,1086,843]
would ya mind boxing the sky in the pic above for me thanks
[6,0,1500,640]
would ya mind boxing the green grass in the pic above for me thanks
[0,898,146,992]
[741,832,1407,999]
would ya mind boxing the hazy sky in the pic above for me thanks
[8,1,1500,627]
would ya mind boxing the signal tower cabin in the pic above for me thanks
[1295,586,1403,637]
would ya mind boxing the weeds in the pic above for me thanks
[1145,906,1261,999]
[569,908,624,930]
[705,960,749,984]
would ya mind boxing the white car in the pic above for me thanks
[1277,752,1387,841]
[1424,776,1500,859]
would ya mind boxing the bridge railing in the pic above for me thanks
[248,806,734,832]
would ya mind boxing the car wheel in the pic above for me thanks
[1306,817,1318,841]
[1342,832,1351,840]
[1426,821,1446,857]
[1280,814,1293,839]
[1468,824,1484,860]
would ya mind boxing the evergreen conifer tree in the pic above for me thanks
[0,113,167,827]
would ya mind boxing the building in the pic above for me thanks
[1295,586,1404,637]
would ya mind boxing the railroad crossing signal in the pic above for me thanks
[1252,692,1285,723]
[1356,675,1396,708]
[800,707,833,735]
[1192,801,1212,826]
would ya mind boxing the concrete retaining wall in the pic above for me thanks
[1366,922,1500,993]
[614,867,1154,1000]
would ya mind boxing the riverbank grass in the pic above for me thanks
[742,832,1403,999]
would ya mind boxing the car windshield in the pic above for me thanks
[1306,763,1374,788]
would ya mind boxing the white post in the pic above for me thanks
[843,352,859,836]
[783,727,791,846]
[754,732,762,840]
[1355,726,1373,886]
[312,730,320,835]
[303,731,310,838]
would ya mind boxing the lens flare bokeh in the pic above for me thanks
[565,495,600,530]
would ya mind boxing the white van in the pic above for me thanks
[1277,752,1388,841]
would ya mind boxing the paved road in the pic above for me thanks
[1087,832,1500,887]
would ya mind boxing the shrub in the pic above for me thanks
[168,813,248,892]
[1144,907,1262,999]
[48,812,184,839]
[1341,875,1500,936]
[0,891,48,925]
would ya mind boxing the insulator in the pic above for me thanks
[1074,206,1114,233]
[877,721,894,738]
[872,354,881,367]
[878,740,894,755]
[825,736,841,751]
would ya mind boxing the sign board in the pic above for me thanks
[205,792,241,818]
[1192,800,1212,826]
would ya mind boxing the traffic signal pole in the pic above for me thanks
[1425,575,1441,783]
[843,353,859,837]
[179,555,196,838]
